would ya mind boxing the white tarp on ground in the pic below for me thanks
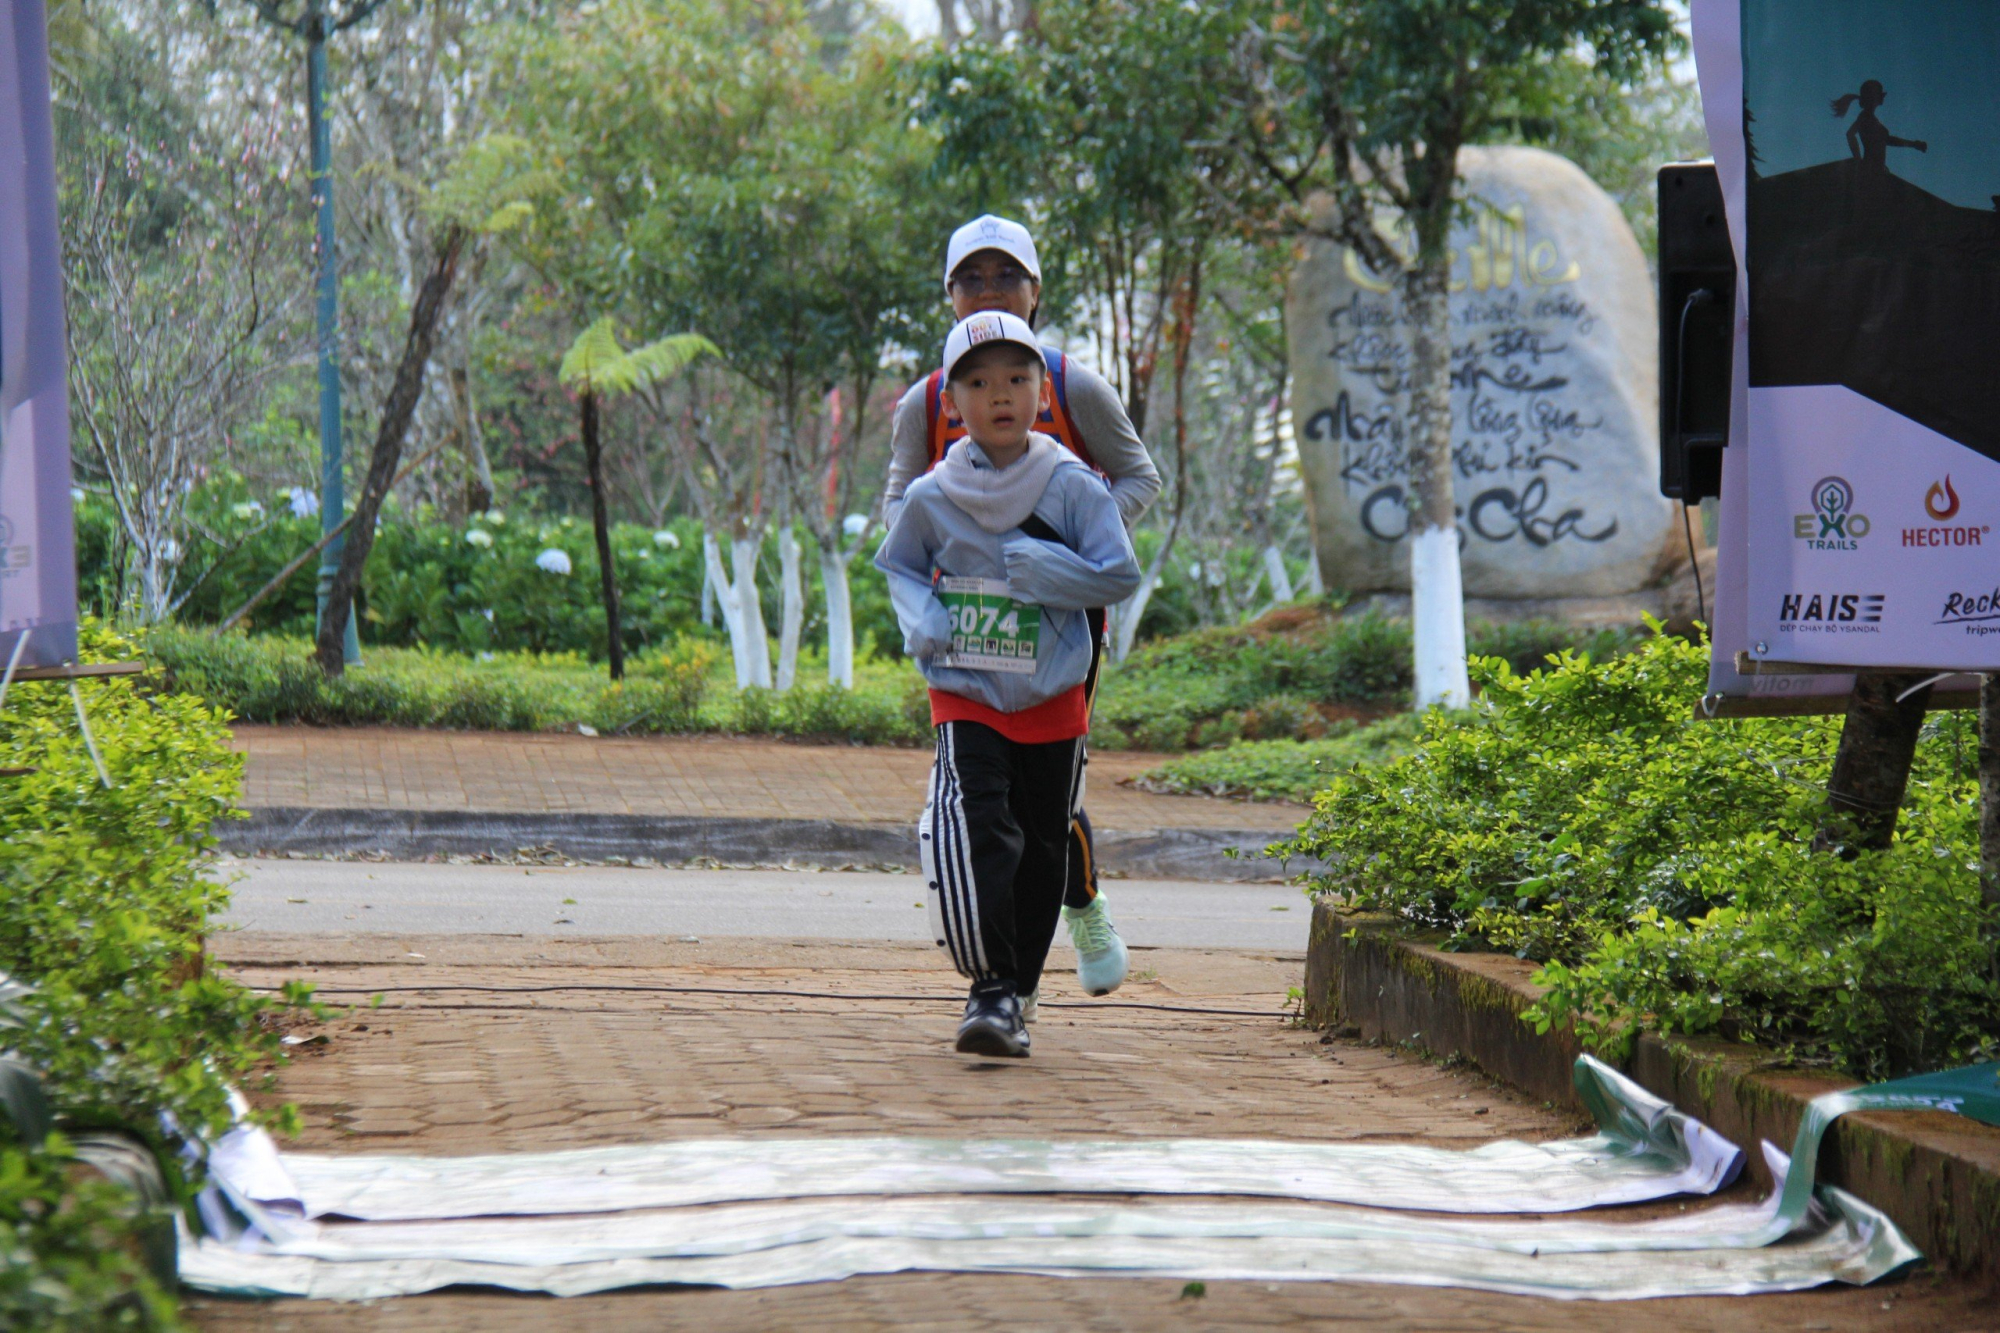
[180,1057,1920,1301]
[204,1056,1742,1223]
[180,1145,1915,1302]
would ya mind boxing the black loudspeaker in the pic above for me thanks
[1657,163,1735,502]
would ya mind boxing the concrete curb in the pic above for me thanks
[223,806,1306,883]
[1303,900,2000,1281]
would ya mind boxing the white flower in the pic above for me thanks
[484,509,507,525]
[482,608,495,622]
[535,548,572,575]
[231,500,265,520]
[477,651,496,663]
[465,528,495,549]
[286,487,319,519]
[652,529,681,549]
[842,513,869,538]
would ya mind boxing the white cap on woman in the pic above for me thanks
[943,215,1042,293]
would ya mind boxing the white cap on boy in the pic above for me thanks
[941,310,1041,382]
[942,214,1042,293]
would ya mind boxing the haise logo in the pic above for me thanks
[1903,475,1989,548]
[1778,591,1884,624]
[1793,476,1869,549]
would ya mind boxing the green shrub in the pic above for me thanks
[147,627,713,734]
[1240,693,1321,741]
[1275,628,1991,1078]
[1140,714,1429,802]
[729,680,931,746]
[1091,612,1639,750]
[1,620,296,1326]
[77,482,908,666]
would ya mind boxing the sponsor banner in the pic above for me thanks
[1694,0,2000,673]
[0,0,78,668]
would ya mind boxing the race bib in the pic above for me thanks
[935,577,1041,675]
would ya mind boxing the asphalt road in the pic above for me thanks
[214,858,1311,951]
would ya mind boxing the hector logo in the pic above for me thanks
[1925,475,1960,521]
[1905,475,1989,549]
[1793,476,1869,549]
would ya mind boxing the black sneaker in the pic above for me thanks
[955,981,1030,1058]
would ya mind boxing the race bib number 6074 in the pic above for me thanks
[935,577,1040,674]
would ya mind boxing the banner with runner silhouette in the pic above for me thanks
[0,0,79,670]
[1694,0,2000,672]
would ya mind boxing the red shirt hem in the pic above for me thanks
[929,685,1089,745]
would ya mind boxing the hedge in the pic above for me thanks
[1276,628,1992,1079]
[0,622,297,1329]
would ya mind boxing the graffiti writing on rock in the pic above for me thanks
[1319,199,1618,547]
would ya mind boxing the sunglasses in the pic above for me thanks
[950,267,1034,295]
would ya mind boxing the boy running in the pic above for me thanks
[884,215,1159,1001]
[876,310,1141,1057]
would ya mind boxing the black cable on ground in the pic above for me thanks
[256,982,1286,1019]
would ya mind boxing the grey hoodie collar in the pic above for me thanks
[934,433,1062,534]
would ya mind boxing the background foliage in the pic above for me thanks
[0,622,298,1328]
[1276,631,1991,1079]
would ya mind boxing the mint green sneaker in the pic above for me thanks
[1064,893,1128,996]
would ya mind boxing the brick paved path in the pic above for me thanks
[184,933,1986,1333]
[229,726,1303,832]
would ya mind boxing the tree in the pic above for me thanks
[916,0,1267,659]
[310,133,549,675]
[503,0,946,689]
[556,320,717,680]
[61,67,305,625]
[313,221,466,674]
[1229,0,1676,707]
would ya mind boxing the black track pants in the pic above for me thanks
[921,721,1086,995]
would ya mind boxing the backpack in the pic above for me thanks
[922,347,1097,473]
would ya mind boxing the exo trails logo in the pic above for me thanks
[1903,475,1989,548]
[1777,591,1884,634]
[1793,476,1868,550]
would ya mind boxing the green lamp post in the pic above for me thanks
[249,0,386,664]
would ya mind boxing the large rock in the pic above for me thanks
[1287,145,1680,601]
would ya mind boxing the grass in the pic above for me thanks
[148,602,1646,759]
[146,625,933,745]
[1133,713,1430,802]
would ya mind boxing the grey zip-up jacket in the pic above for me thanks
[875,435,1142,715]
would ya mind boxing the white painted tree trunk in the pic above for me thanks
[700,560,716,627]
[1403,257,1471,711]
[703,532,750,686]
[1409,526,1469,709]
[1301,549,1325,599]
[1260,544,1295,605]
[775,525,805,693]
[821,548,856,689]
[1111,560,1165,663]
[732,536,773,689]
[703,530,773,689]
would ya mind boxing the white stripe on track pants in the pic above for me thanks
[919,720,1086,994]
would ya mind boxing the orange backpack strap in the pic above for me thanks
[923,369,950,469]
[927,350,1099,474]
[1041,350,1099,473]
